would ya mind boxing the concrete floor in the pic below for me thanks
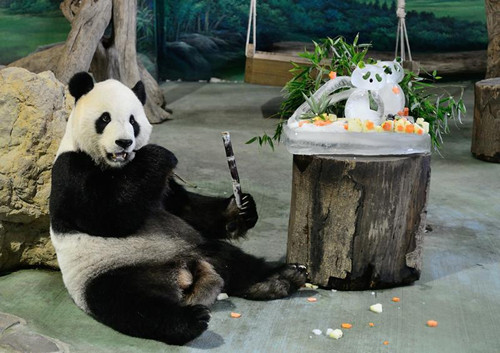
[0,81,499,353]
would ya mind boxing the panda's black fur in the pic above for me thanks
[50,72,307,345]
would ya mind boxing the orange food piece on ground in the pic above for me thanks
[329,71,337,80]
[392,297,401,302]
[307,297,317,302]
[392,86,401,94]
[341,323,352,329]
[230,312,242,318]
[427,320,438,327]
[405,124,415,133]
[344,124,348,130]
[369,322,375,327]
[383,340,389,345]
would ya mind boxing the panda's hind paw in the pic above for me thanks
[162,305,211,345]
[278,264,308,289]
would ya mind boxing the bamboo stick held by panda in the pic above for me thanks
[221,131,243,209]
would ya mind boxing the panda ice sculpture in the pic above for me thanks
[376,61,406,117]
[344,63,386,125]
[49,72,307,345]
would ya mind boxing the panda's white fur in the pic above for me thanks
[51,229,193,312]
[57,79,152,166]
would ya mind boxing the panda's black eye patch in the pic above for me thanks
[130,114,140,137]
[96,112,111,134]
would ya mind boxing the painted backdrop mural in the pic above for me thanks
[0,0,487,81]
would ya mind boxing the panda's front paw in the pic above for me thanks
[225,194,258,239]
[238,194,258,229]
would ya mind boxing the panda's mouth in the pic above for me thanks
[107,152,129,163]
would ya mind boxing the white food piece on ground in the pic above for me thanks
[327,329,343,339]
[305,283,319,289]
[370,303,383,313]
[312,329,322,336]
[217,293,229,300]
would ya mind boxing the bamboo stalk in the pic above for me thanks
[221,131,243,209]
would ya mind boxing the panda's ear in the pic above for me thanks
[68,72,94,102]
[131,81,146,105]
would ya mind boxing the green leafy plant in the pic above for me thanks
[248,35,466,151]
[300,93,332,120]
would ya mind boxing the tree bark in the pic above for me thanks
[471,78,500,162]
[156,0,169,80]
[287,154,431,290]
[55,0,113,84]
[485,0,500,78]
[8,0,170,124]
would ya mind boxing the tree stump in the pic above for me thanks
[472,78,500,163]
[287,154,431,290]
[485,0,500,78]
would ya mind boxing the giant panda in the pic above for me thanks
[49,72,307,345]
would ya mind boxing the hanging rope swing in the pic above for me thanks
[244,0,419,86]
[395,0,420,72]
[244,0,313,86]
[395,0,412,61]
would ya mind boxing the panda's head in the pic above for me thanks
[68,72,152,168]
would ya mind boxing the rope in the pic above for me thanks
[245,0,256,56]
[395,0,413,61]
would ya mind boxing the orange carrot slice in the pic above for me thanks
[392,86,401,94]
[307,297,317,302]
[382,121,393,131]
[329,71,337,80]
[405,124,414,133]
[369,322,375,327]
[230,312,242,318]
[341,323,352,329]
[427,320,438,327]
[392,297,401,302]
[383,340,389,345]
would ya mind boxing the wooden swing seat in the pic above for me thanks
[244,44,311,87]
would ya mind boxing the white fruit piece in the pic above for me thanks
[327,328,343,339]
[370,303,383,313]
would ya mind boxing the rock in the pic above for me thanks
[0,67,71,271]
[164,41,212,81]
[138,52,157,80]
[180,33,220,54]
[0,312,69,353]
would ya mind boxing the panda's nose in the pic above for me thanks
[115,139,133,149]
